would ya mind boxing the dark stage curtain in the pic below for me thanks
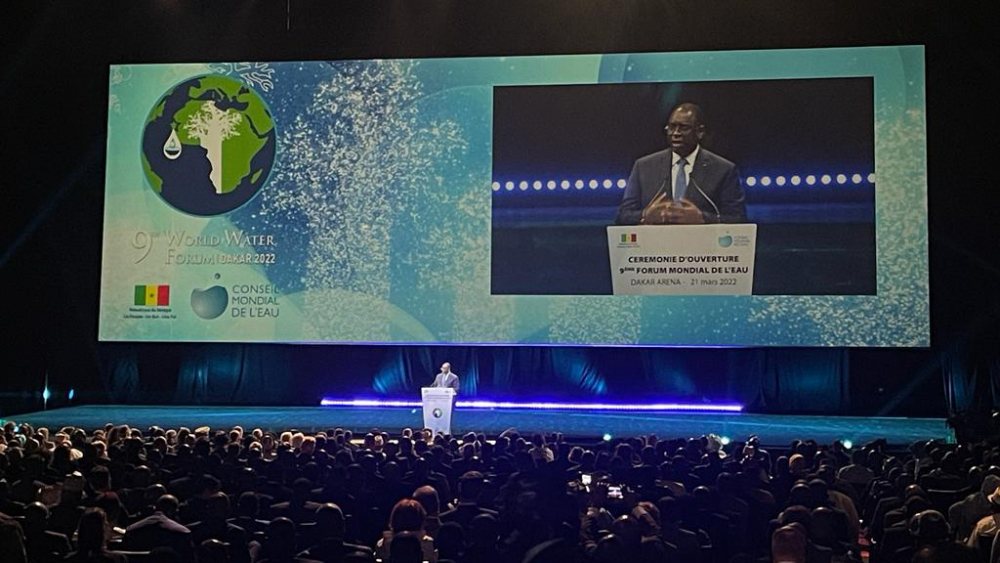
[96,344,852,413]
[943,343,1000,416]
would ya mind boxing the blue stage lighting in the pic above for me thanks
[603,179,613,189]
[720,436,731,446]
[320,398,744,413]
[532,180,541,190]
[852,173,863,185]
[776,176,786,186]
[491,181,500,191]
[836,174,847,185]
[42,387,51,401]
[505,181,515,191]
[805,175,817,186]
[519,181,528,191]
[821,174,832,185]
[843,440,853,449]
[760,176,772,187]
[68,389,75,400]
[547,180,557,190]
[588,179,599,189]
[746,177,757,187]
[602,433,613,442]
[561,180,571,190]
[575,180,584,189]
[791,175,801,186]
[867,173,876,183]
[617,179,627,189]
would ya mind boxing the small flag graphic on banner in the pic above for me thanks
[621,233,637,243]
[134,285,170,306]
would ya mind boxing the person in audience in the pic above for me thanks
[23,501,72,562]
[375,499,436,562]
[439,471,497,529]
[412,486,442,538]
[951,473,1000,542]
[0,510,29,563]
[297,503,373,562]
[257,517,321,563]
[120,494,193,561]
[64,507,124,563]
[968,486,1000,552]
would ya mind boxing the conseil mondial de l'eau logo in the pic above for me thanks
[141,74,276,216]
[190,274,229,320]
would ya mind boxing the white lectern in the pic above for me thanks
[421,387,455,436]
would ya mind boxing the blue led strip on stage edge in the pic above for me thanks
[319,398,744,413]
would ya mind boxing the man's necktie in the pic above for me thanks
[674,158,688,201]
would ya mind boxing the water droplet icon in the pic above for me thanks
[163,128,182,160]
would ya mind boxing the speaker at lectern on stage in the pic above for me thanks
[422,387,455,436]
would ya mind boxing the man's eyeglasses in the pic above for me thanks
[665,123,696,134]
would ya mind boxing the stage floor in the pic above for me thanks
[6,405,953,447]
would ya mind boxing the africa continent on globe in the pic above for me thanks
[141,74,276,216]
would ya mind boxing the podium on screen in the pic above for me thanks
[607,224,758,295]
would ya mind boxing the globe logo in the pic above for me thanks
[432,408,443,419]
[141,75,276,216]
[718,235,733,248]
[191,285,229,320]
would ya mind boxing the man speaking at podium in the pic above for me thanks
[615,103,747,226]
[431,362,460,395]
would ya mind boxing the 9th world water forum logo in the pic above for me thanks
[141,75,276,216]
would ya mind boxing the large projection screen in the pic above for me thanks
[99,46,928,346]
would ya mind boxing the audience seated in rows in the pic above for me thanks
[1,419,998,562]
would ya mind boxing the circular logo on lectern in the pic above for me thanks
[432,408,443,418]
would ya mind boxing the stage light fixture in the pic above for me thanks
[505,181,515,191]
[617,179,627,188]
[806,175,817,186]
[602,433,613,441]
[492,182,500,191]
[603,179,613,189]
[561,180,571,190]
[760,176,772,186]
[852,174,863,184]
[776,176,786,186]
[519,181,528,191]
[821,174,832,185]
[745,177,757,187]
[791,175,801,186]
[575,180,584,189]
[547,180,557,190]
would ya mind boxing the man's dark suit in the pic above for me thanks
[615,148,747,225]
